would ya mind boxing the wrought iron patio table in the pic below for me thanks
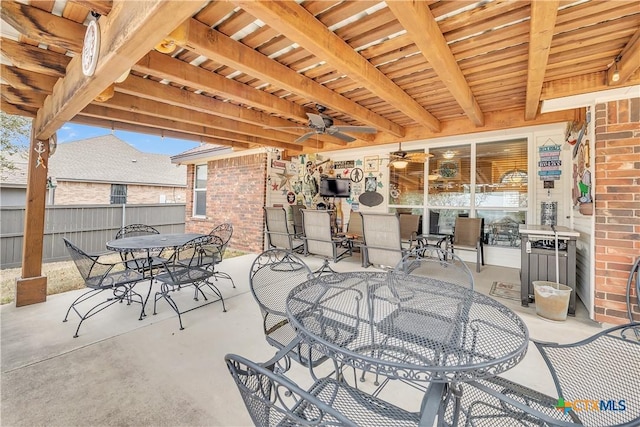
[106,233,205,314]
[106,233,205,254]
[286,271,529,426]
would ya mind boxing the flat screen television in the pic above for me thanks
[319,177,351,198]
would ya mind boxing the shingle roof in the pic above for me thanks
[49,135,186,186]
[0,151,29,188]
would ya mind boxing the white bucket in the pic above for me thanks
[533,281,572,321]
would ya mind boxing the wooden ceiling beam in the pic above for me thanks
[0,99,38,118]
[33,0,209,141]
[0,37,70,77]
[525,0,559,120]
[608,28,640,86]
[70,114,258,151]
[386,1,484,127]
[1,0,86,53]
[67,0,113,17]
[177,17,405,137]
[133,51,308,123]
[0,85,47,108]
[0,65,56,93]
[542,71,640,100]
[114,75,348,147]
[101,91,318,147]
[232,1,421,134]
[79,103,302,152]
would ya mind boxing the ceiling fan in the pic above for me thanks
[272,105,377,143]
[388,143,433,168]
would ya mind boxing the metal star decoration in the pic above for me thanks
[276,171,295,190]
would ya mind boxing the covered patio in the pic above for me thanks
[1,1,639,425]
[2,252,605,426]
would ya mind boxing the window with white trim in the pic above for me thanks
[193,164,207,217]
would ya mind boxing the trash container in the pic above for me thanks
[533,281,572,321]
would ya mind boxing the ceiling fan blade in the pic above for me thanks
[332,125,377,134]
[407,152,434,161]
[329,131,356,142]
[295,132,316,143]
[306,113,326,129]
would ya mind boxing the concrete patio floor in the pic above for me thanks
[1,252,606,426]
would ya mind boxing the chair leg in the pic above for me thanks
[154,283,184,330]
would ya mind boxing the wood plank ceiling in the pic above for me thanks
[1,0,639,156]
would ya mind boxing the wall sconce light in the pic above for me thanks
[612,55,621,82]
[442,150,455,159]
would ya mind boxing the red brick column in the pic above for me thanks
[184,153,268,253]
[593,97,640,324]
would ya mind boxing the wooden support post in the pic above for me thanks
[16,124,49,306]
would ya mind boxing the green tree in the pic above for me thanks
[0,111,31,174]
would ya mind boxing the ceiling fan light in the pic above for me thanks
[392,160,408,169]
[443,150,455,159]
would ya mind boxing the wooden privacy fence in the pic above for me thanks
[1,204,186,268]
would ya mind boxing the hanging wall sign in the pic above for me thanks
[334,160,354,169]
[538,142,561,180]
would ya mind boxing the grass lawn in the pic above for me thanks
[0,249,246,305]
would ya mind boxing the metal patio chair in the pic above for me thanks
[301,209,351,274]
[394,246,475,289]
[208,222,236,288]
[450,217,485,273]
[446,322,640,427]
[399,213,421,250]
[264,206,304,252]
[627,256,640,339]
[249,249,330,374]
[114,223,166,274]
[360,212,410,269]
[153,235,226,330]
[225,353,420,427]
[62,238,146,338]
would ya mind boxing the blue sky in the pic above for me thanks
[57,123,200,155]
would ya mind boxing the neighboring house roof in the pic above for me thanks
[171,143,265,165]
[0,151,29,188]
[49,135,186,187]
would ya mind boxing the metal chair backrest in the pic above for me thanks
[346,209,363,236]
[628,257,640,323]
[291,204,304,235]
[210,223,233,261]
[399,213,420,245]
[114,224,159,239]
[63,237,100,282]
[225,353,356,427]
[249,249,313,322]
[173,234,220,270]
[248,250,326,367]
[301,209,335,258]
[264,207,299,250]
[453,217,483,248]
[394,246,474,289]
[361,212,403,267]
[535,323,640,427]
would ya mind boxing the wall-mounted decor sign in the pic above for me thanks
[334,160,354,169]
[364,156,379,172]
[82,20,100,77]
[537,141,562,180]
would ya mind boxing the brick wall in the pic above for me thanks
[593,97,640,324]
[184,153,267,253]
[54,181,185,205]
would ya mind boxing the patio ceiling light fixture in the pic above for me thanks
[391,159,408,169]
[443,150,455,159]
[611,55,621,82]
